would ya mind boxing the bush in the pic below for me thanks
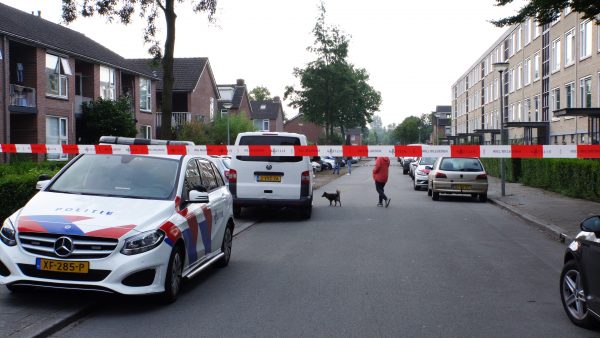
[80,96,138,143]
[177,114,255,145]
[176,121,212,145]
[480,158,517,182]
[0,162,64,221]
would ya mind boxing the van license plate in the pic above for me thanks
[452,184,471,190]
[36,258,89,273]
[257,175,281,182]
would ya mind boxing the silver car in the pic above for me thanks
[427,157,488,202]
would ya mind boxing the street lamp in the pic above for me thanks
[222,102,232,145]
[493,61,509,197]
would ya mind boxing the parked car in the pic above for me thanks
[412,157,437,190]
[409,158,420,179]
[312,156,331,170]
[211,156,231,187]
[401,157,417,175]
[0,137,234,303]
[311,161,322,172]
[560,215,600,329]
[324,156,345,167]
[427,157,488,202]
[230,132,314,219]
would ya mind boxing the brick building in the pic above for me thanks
[0,3,158,160]
[218,79,252,119]
[250,96,285,132]
[284,113,325,144]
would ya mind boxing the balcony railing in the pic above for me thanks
[9,84,36,108]
[156,112,192,128]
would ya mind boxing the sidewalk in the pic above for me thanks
[487,176,600,242]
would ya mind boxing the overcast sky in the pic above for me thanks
[2,0,525,126]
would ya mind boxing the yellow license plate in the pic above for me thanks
[453,184,472,190]
[36,258,89,274]
[258,175,281,182]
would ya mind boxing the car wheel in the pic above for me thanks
[403,169,408,175]
[233,206,242,218]
[479,194,487,203]
[427,187,432,196]
[432,191,440,201]
[300,205,312,219]
[160,246,184,304]
[217,225,233,268]
[560,260,598,328]
[413,180,419,191]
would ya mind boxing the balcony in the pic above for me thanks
[75,95,93,117]
[9,84,37,114]
[156,112,192,128]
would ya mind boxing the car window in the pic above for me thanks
[48,155,179,200]
[440,158,483,172]
[198,160,219,191]
[419,157,436,165]
[237,135,302,162]
[211,162,225,187]
[184,159,203,197]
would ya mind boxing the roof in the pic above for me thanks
[250,100,283,120]
[217,83,249,110]
[0,3,155,78]
[127,57,209,91]
[435,105,452,113]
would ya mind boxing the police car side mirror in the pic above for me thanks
[189,190,209,203]
[36,180,51,191]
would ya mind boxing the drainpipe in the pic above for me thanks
[2,36,9,150]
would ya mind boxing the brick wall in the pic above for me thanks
[190,66,218,123]
[134,76,156,137]
[283,115,324,144]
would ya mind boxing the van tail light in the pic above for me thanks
[224,170,230,182]
[435,172,447,178]
[477,174,488,180]
[227,169,237,183]
[301,171,310,184]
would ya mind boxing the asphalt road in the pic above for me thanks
[53,161,594,337]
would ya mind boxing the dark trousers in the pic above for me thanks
[375,181,387,204]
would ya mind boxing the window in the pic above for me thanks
[552,88,560,117]
[523,58,530,85]
[139,125,151,139]
[565,29,575,66]
[552,38,561,72]
[517,101,522,122]
[511,33,516,56]
[516,63,522,89]
[140,78,151,111]
[209,97,215,121]
[580,20,592,59]
[564,7,572,16]
[262,119,269,131]
[509,68,514,93]
[516,26,522,51]
[198,160,219,192]
[524,98,531,121]
[46,116,68,161]
[534,96,540,121]
[523,19,531,46]
[184,160,202,199]
[551,13,560,26]
[494,78,499,100]
[565,82,575,108]
[100,66,116,100]
[533,52,540,80]
[45,54,71,98]
[534,20,540,39]
[580,76,592,108]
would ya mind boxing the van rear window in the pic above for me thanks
[237,136,302,162]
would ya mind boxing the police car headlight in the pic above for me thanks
[121,230,165,255]
[0,219,17,247]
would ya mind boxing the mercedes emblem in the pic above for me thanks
[54,236,74,257]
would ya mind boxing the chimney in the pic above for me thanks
[37,11,41,17]
[273,96,281,102]
[236,79,245,86]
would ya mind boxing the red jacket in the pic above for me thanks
[373,157,390,183]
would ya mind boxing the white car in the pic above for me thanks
[413,157,437,190]
[229,132,314,219]
[0,137,234,303]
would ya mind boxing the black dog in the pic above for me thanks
[322,190,341,206]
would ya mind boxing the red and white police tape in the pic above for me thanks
[1,144,600,158]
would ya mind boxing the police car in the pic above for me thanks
[0,137,234,303]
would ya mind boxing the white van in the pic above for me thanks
[229,132,313,219]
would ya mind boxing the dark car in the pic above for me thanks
[401,157,416,175]
[560,215,600,329]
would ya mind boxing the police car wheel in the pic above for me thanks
[217,226,233,268]
[160,246,184,303]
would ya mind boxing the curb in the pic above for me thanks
[30,305,94,338]
[488,197,572,244]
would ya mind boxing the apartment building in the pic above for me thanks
[0,3,158,160]
[451,10,600,145]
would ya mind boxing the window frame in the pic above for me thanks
[140,77,152,112]
[100,66,116,100]
[580,20,592,60]
[45,53,70,99]
[551,38,561,73]
[580,76,592,108]
[46,116,68,161]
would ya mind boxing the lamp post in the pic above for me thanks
[222,102,232,145]
[493,61,509,197]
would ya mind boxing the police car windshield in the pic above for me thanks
[48,155,179,200]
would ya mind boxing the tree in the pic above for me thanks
[62,0,218,140]
[284,2,381,143]
[80,97,138,143]
[249,86,272,101]
[492,0,599,27]
[393,116,421,145]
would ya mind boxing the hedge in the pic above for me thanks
[0,162,64,221]
[481,157,600,202]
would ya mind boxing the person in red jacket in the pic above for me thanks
[373,156,391,207]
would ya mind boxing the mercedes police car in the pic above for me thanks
[0,137,234,303]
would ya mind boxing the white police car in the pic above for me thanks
[0,137,234,303]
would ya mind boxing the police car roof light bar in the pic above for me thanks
[99,136,195,146]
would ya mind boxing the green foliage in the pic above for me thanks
[249,86,271,101]
[285,2,381,143]
[491,0,600,27]
[0,162,64,221]
[176,114,255,145]
[318,133,344,145]
[80,97,137,144]
[479,158,516,182]
[393,116,421,144]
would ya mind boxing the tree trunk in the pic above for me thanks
[160,0,177,140]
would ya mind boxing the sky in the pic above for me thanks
[1,0,526,127]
